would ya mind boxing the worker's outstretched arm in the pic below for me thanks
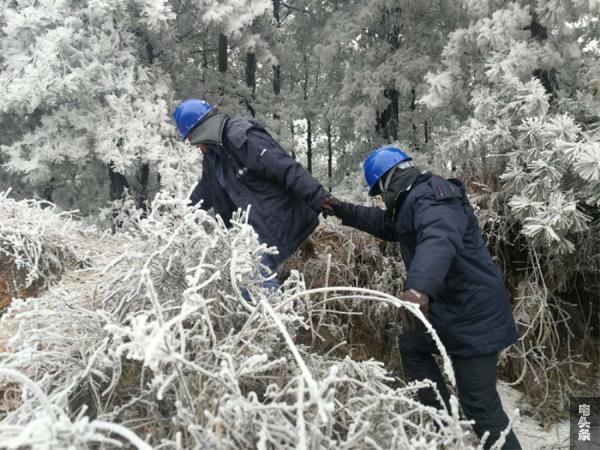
[332,201,399,242]
[241,129,330,213]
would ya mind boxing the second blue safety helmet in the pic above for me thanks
[173,99,214,140]
[364,146,412,196]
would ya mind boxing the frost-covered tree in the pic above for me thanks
[0,0,277,216]
[169,0,273,108]
[0,0,180,214]
[315,0,463,151]
[420,0,600,254]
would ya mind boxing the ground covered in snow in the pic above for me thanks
[498,383,570,450]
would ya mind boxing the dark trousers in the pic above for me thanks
[398,327,521,449]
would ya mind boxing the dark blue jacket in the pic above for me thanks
[336,173,518,356]
[189,117,329,266]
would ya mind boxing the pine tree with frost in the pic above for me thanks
[315,0,463,150]
[0,0,278,215]
[416,0,600,418]
[419,0,600,254]
[0,0,177,214]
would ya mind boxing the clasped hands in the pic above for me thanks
[320,196,341,217]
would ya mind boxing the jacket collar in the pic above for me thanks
[189,112,229,146]
[386,171,432,219]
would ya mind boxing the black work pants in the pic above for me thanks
[398,326,522,449]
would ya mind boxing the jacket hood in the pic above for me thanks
[188,112,229,146]
[383,167,424,211]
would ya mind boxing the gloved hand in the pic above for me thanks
[398,289,429,332]
[320,196,341,217]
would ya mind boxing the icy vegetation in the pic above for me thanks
[0,193,501,449]
[0,0,598,447]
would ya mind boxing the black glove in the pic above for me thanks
[320,196,341,217]
[331,200,353,221]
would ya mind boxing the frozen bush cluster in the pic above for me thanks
[0,192,492,449]
[0,190,95,288]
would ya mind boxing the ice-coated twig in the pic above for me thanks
[276,286,456,386]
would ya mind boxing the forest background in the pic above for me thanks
[0,0,599,448]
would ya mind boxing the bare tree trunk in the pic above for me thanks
[217,33,228,100]
[410,88,418,151]
[290,121,296,159]
[40,178,55,203]
[327,122,333,191]
[107,161,130,232]
[108,163,129,202]
[272,0,281,119]
[273,0,280,23]
[245,52,256,97]
[218,33,228,74]
[243,51,257,117]
[376,89,399,142]
[136,162,149,212]
[375,7,401,142]
[272,65,281,96]
[306,118,312,174]
[424,121,429,144]
[202,38,208,83]
[303,53,312,173]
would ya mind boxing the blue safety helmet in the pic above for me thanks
[173,99,214,140]
[364,146,412,196]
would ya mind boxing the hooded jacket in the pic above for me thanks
[334,173,518,356]
[189,116,329,266]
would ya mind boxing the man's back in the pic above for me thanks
[190,116,328,265]
[395,174,518,356]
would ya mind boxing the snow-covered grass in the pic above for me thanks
[0,192,491,449]
[0,190,96,288]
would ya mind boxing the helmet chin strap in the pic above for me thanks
[378,167,394,194]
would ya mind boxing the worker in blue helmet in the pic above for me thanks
[326,146,521,449]
[173,99,215,141]
[173,99,335,295]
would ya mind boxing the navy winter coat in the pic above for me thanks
[189,117,329,266]
[336,173,518,357]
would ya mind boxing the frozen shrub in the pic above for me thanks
[0,193,485,449]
